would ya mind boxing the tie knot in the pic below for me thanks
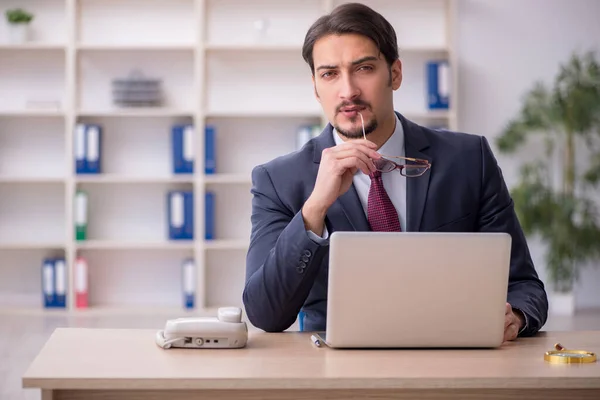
[369,170,381,180]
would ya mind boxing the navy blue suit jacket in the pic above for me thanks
[243,113,548,335]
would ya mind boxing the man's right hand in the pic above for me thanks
[301,139,380,235]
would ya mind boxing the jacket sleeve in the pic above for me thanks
[477,136,549,336]
[243,165,329,332]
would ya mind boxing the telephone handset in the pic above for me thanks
[155,307,248,349]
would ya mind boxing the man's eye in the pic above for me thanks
[358,66,373,72]
[321,72,335,78]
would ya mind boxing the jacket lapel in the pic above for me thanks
[398,113,433,232]
[312,125,370,232]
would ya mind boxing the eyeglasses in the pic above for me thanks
[373,155,430,177]
[359,112,431,178]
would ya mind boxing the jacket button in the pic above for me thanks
[301,255,309,263]
[298,262,306,269]
[303,250,312,257]
[296,266,304,274]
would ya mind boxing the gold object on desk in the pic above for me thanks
[544,343,597,364]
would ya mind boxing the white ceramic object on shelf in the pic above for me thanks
[7,23,29,44]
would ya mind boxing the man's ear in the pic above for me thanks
[391,59,402,90]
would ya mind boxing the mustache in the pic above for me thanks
[336,99,371,113]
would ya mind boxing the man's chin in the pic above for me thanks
[334,125,365,139]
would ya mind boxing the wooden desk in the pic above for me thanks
[23,328,600,400]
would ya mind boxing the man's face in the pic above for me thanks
[311,33,402,139]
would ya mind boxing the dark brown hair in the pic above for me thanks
[302,2,399,75]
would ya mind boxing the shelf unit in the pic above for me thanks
[0,0,458,316]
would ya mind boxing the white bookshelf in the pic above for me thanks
[0,0,458,315]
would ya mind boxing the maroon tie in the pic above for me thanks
[367,170,401,232]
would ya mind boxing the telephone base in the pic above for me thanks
[155,307,249,349]
[155,329,247,349]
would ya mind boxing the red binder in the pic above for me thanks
[75,256,88,308]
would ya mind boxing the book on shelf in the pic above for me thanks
[172,123,194,174]
[205,125,216,174]
[167,190,194,240]
[75,257,89,309]
[426,60,450,110]
[75,191,88,241]
[74,123,102,174]
[182,258,195,309]
[205,191,215,240]
[42,257,67,308]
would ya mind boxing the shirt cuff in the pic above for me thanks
[306,225,329,245]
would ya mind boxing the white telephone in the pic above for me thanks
[155,307,248,349]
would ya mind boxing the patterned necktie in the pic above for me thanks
[367,170,401,232]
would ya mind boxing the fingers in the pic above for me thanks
[333,149,377,173]
[330,144,381,161]
[505,314,512,329]
[504,322,519,342]
[505,303,512,315]
[337,156,372,176]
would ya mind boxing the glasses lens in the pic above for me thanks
[401,165,428,177]
[373,158,396,173]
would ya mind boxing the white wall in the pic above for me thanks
[456,0,600,309]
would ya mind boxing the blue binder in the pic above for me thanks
[172,124,194,174]
[86,124,102,173]
[205,191,215,240]
[183,191,194,239]
[42,258,55,308]
[42,258,67,308]
[167,190,194,240]
[74,124,87,174]
[205,125,216,174]
[426,60,450,110]
[182,258,195,309]
[74,123,102,174]
[54,258,67,308]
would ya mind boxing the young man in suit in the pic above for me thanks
[243,2,548,340]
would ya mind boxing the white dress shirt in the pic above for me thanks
[307,114,407,242]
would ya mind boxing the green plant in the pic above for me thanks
[496,50,600,293]
[5,8,34,24]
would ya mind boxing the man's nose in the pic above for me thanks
[339,74,360,100]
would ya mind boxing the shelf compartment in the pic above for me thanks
[0,0,67,46]
[205,0,323,47]
[75,181,194,243]
[0,116,65,179]
[0,49,65,113]
[0,248,66,309]
[204,116,322,175]
[205,249,246,309]
[77,248,194,309]
[391,51,452,119]
[76,0,196,47]
[76,50,195,112]
[206,51,319,115]
[333,0,448,50]
[204,184,252,242]
[75,115,194,177]
[0,182,66,245]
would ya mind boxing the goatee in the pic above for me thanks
[335,117,378,139]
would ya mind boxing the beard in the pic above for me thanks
[334,115,378,139]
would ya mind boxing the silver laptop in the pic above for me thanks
[316,231,511,349]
